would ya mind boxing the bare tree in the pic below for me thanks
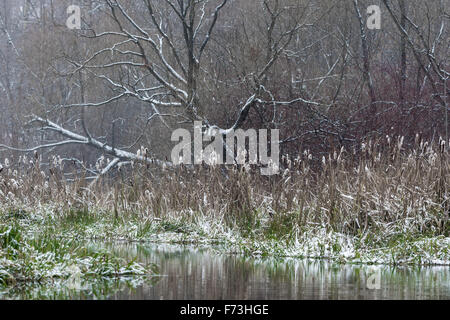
[1,0,330,177]
[1,0,448,177]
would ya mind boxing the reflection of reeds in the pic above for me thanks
[0,224,156,299]
[0,137,449,251]
[103,243,450,300]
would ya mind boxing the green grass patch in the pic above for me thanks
[0,221,158,292]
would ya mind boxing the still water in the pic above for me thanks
[109,243,450,300]
[3,243,450,299]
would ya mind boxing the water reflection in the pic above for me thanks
[2,243,449,299]
[108,243,450,300]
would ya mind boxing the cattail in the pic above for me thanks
[423,141,429,152]
[429,152,437,166]
[361,143,366,152]
[10,178,19,190]
[397,136,404,151]
[375,152,381,163]
[439,137,446,153]
[96,155,105,171]
[337,146,344,164]
[364,165,371,177]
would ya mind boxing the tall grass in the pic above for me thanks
[0,135,448,246]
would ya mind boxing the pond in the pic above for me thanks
[2,243,450,300]
[110,243,450,300]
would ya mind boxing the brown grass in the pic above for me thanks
[1,135,449,242]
